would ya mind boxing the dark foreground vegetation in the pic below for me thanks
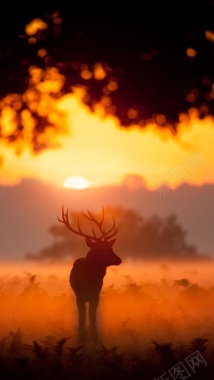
[0,330,213,380]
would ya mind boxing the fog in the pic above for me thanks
[1,259,214,351]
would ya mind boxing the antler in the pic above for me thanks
[57,205,118,241]
[57,205,100,241]
[82,206,118,241]
[104,218,118,241]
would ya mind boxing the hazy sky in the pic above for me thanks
[0,177,213,262]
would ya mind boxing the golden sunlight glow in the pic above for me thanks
[63,176,90,189]
[0,70,213,189]
[0,66,67,156]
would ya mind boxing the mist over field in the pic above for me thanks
[1,204,213,378]
[1,259,214,343]
[1,260,213,379]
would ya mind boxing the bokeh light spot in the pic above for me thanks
[186,48,197,57]
[94,63,106,80]
[25,18,48,36]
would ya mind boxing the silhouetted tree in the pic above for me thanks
[26,207,198,261]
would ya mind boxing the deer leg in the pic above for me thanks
[76,298,86,339]
[89,297,99,337]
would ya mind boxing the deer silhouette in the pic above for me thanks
[57,205,122,339]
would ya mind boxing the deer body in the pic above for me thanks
[70,257,106,302]
[58,206,122,339]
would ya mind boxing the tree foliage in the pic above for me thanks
[1,1,214,155]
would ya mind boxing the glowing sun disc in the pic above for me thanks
[63,176,89,189]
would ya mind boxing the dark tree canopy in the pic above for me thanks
[1,1,214,154]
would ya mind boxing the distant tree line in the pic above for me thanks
[25,207,199,262]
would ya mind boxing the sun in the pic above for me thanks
[63,176,90,189]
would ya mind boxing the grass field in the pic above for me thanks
[0,259,213,379]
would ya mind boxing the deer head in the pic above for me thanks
[57,206,122,266]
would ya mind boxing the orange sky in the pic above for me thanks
[0,66,213,190]
[0,94,212,190]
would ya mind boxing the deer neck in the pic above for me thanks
[86,252,107,275]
